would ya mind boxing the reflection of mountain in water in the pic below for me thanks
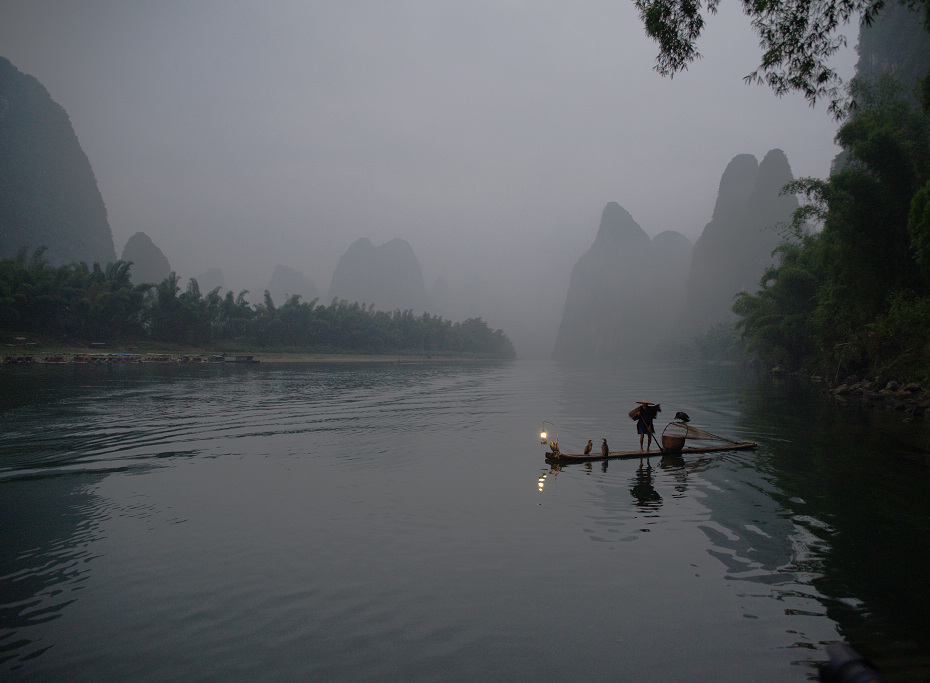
[696,462,800,583]
[0,474,106,669]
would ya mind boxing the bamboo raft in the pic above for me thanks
[545,440,757,462]
[541,420,757,463]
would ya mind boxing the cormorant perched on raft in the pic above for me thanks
[584,440,593,455]
[675,411,690,423]
[601,438,609,457]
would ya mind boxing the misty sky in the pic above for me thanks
[0,1,859,353]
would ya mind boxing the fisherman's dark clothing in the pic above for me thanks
[635,406,657,435]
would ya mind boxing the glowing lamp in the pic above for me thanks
[540,431,547,443]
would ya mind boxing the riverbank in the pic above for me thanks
[2,347,504,364]
[825,377,930,419]
[770,365,930,419]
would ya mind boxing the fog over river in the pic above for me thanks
[0,2,859,358]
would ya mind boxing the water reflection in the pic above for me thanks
[734,372,930,679]
[629,457,662,509]
[537,468,555,492]
[0,360,517,679]
[0,474,106,671]
[542,361,920,675]
[4,359,929,681]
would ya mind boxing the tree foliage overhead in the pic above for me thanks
[634,0,930,116]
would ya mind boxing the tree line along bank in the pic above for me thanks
[0,248,516,360]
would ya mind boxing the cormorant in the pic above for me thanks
[601,438,609,457]
[584,440,593,455]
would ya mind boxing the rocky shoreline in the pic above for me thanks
[827,378,928,419]
[772,366,929,420]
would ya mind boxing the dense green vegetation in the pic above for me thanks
[732,72,930,382]
[0,247,516,359]
[636,0,930,381]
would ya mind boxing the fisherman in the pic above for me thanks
[601,438,609,458]
[584,440,593,455]
[633,401,660,451]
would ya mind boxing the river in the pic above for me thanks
[1,360,928,681]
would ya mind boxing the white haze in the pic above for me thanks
[0,1,858,357]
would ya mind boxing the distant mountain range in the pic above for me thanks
[2,54,802,358]
[328,237,431,313]
[265,264,320,306]
[553,149,797,360]
[677,149,797,334]
[121,232,171,285]
[552,202,692,359]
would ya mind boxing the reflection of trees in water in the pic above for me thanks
[0,473,105,672]
[542,359,930,672]
[541,360,929,674]
[735,371,930,675]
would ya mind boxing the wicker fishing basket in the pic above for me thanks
[661,434,685,452]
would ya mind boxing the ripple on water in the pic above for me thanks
[0,363,512,480]
[3,361,926,680]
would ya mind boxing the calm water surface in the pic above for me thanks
[1,360,929,681]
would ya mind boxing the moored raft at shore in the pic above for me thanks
[222,354,259,363]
